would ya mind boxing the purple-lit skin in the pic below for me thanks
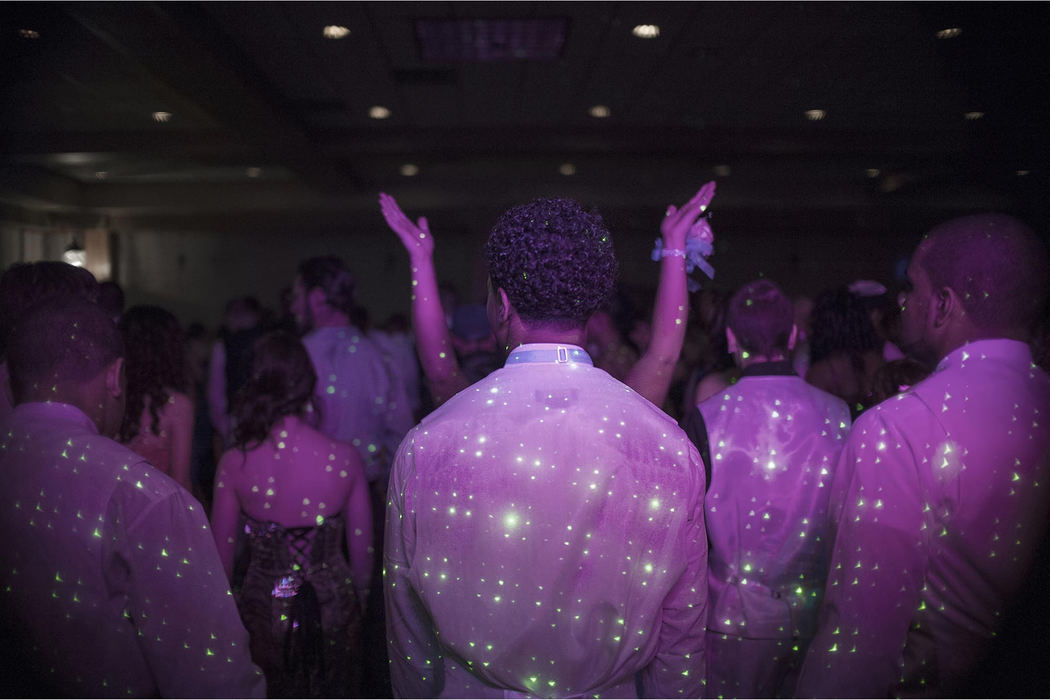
[211,414,373,598]
[379,192,468,406]
[896,244,937,368]
[1,402,265,697]
[626,181,716,408]
[796,215,1050,696]
[125,390,194,491]
[385,344,707,698]
[699,364,850,695]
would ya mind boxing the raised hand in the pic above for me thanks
[379,192,434,260]
[377,191,469,406]
[661,181,716,246]
[627,180,718,409]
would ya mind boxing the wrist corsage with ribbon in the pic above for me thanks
[651,213,715,292]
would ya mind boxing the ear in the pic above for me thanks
[105,357,124,398]
[787,323,799,352]
[725,327,739,354]
[495,287,512,324]
[932,287,960,329]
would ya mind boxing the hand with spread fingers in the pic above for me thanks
[378,192,468,406]
[380,192,435,261]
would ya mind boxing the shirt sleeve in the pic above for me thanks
[384,432,445,698]
[795,405,931,698]
[639,443,708,698]
[103,483,265,698]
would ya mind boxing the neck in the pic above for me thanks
[503,318,587,353]
[22,385,106,433]
[312,306,351,329]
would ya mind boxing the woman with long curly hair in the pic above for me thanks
[210,331,372,698]
[805,286,887,417]
[119,305,194,491]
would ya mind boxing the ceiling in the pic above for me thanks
[1,1,1049,243]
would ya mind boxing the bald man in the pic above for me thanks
[796,214,1050,697]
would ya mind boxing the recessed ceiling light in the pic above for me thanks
[588,105,611,118]
[369,105,391,120]
[866,168,881,178]
[964,111,984,120]
[1017,170,1031,177]
[805,109,826,121]
[152,111,172,123]
[714,164,731,177]
[94,171,108,180]
[400,163,419,177]
[246,167,262,178]
[632,24,660,39]
[559,163,576,176]
[323,25,350,39]
[936,27,962,39]
[19,29,40,39]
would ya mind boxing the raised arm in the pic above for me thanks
[626,182,717,407]
[379,193,470,406]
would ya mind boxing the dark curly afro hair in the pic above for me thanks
[485,198,618,325]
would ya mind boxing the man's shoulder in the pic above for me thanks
[849,389,936,444]
[4,411,187,505]
[416,363,685,435]
[701,374,849,414]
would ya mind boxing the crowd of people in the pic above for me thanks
[1,185,1049,698]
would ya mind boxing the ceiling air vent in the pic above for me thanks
[414,18,568,62]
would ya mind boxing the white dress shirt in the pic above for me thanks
[385,344,708,698]
[0,401,264,697]
[303,325,415,482]
[697,363,851,639]
[796,339,1050,697]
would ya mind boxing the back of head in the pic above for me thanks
[119,305,187,391]
[0,261,100,357]
[485,197,618,326]
[118,305,187,441]
[7,296,123,405]
[809,286,883,364]
[97,281,125,321]
[297,256,356,317]
[920,213,1049,338]
[232,331,317,449]
[223,295,262,332]
[726,279,795,358]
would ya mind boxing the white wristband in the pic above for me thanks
[661,248,687,258]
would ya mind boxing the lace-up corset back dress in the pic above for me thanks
[237,513,361,698]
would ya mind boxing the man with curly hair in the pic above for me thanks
[385,198,707,697]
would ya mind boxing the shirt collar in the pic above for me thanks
[12,401,100,435]
[937,338,1036,373]
[505,343,593,367]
